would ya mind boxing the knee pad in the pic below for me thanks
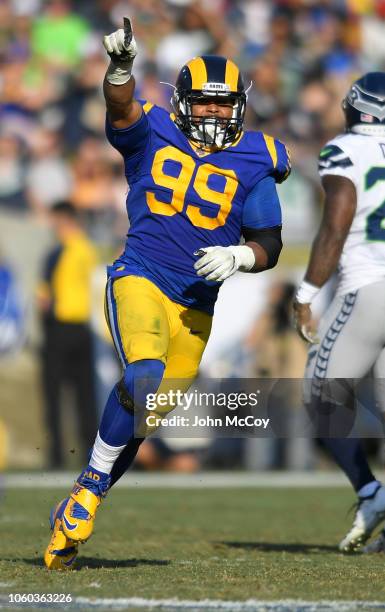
[306,381,356,438]
[118,359,165,415]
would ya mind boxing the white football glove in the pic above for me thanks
[103,17,138,85]
[194,245,255,282]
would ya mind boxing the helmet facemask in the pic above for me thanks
[172,88,247,149]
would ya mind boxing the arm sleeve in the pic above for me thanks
[318,142,356,185]
[242,225,282,269]
[242,175,282,229]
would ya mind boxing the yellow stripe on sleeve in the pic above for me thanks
[263,134,278,168]
[225,59,239,92]
[143,102,154,114]
[187,57,208,90]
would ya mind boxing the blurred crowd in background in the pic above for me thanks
[1,0,385,472]
[3,0,385,223]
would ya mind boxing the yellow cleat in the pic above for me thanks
[44,499,78,570]
[61,469,110,543]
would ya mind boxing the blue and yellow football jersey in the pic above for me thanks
[106,101,290,314]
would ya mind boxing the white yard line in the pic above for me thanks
[1,597,385,611]
[6,470,385,489]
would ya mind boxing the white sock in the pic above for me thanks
[89,432,125,475]
[358,480,381,498]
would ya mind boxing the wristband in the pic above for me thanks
[295,280,320,304]
[228,245,255,272]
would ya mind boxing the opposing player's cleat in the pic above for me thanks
[44,498,78,570]
[362,529,385,553]
[339,485,385,552]
[61,468,110,543]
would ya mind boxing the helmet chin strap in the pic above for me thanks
[351,124,385,136]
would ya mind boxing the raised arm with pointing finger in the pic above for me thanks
[102,17,142,128]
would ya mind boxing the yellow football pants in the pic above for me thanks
[105,275,212,394]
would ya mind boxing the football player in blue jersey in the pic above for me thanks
[44,18,290,569]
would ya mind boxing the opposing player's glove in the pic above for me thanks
[103,17,138,85]
[194,245,255,282]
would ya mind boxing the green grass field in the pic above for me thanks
[1,486,385,607]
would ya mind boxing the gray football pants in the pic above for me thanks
[305,280,385,418]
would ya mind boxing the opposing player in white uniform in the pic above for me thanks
[294,73,385,553]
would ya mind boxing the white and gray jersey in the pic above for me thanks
[319,133,385,296]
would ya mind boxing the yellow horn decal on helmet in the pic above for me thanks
[188,57,208,90]
[225,59,239,92]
